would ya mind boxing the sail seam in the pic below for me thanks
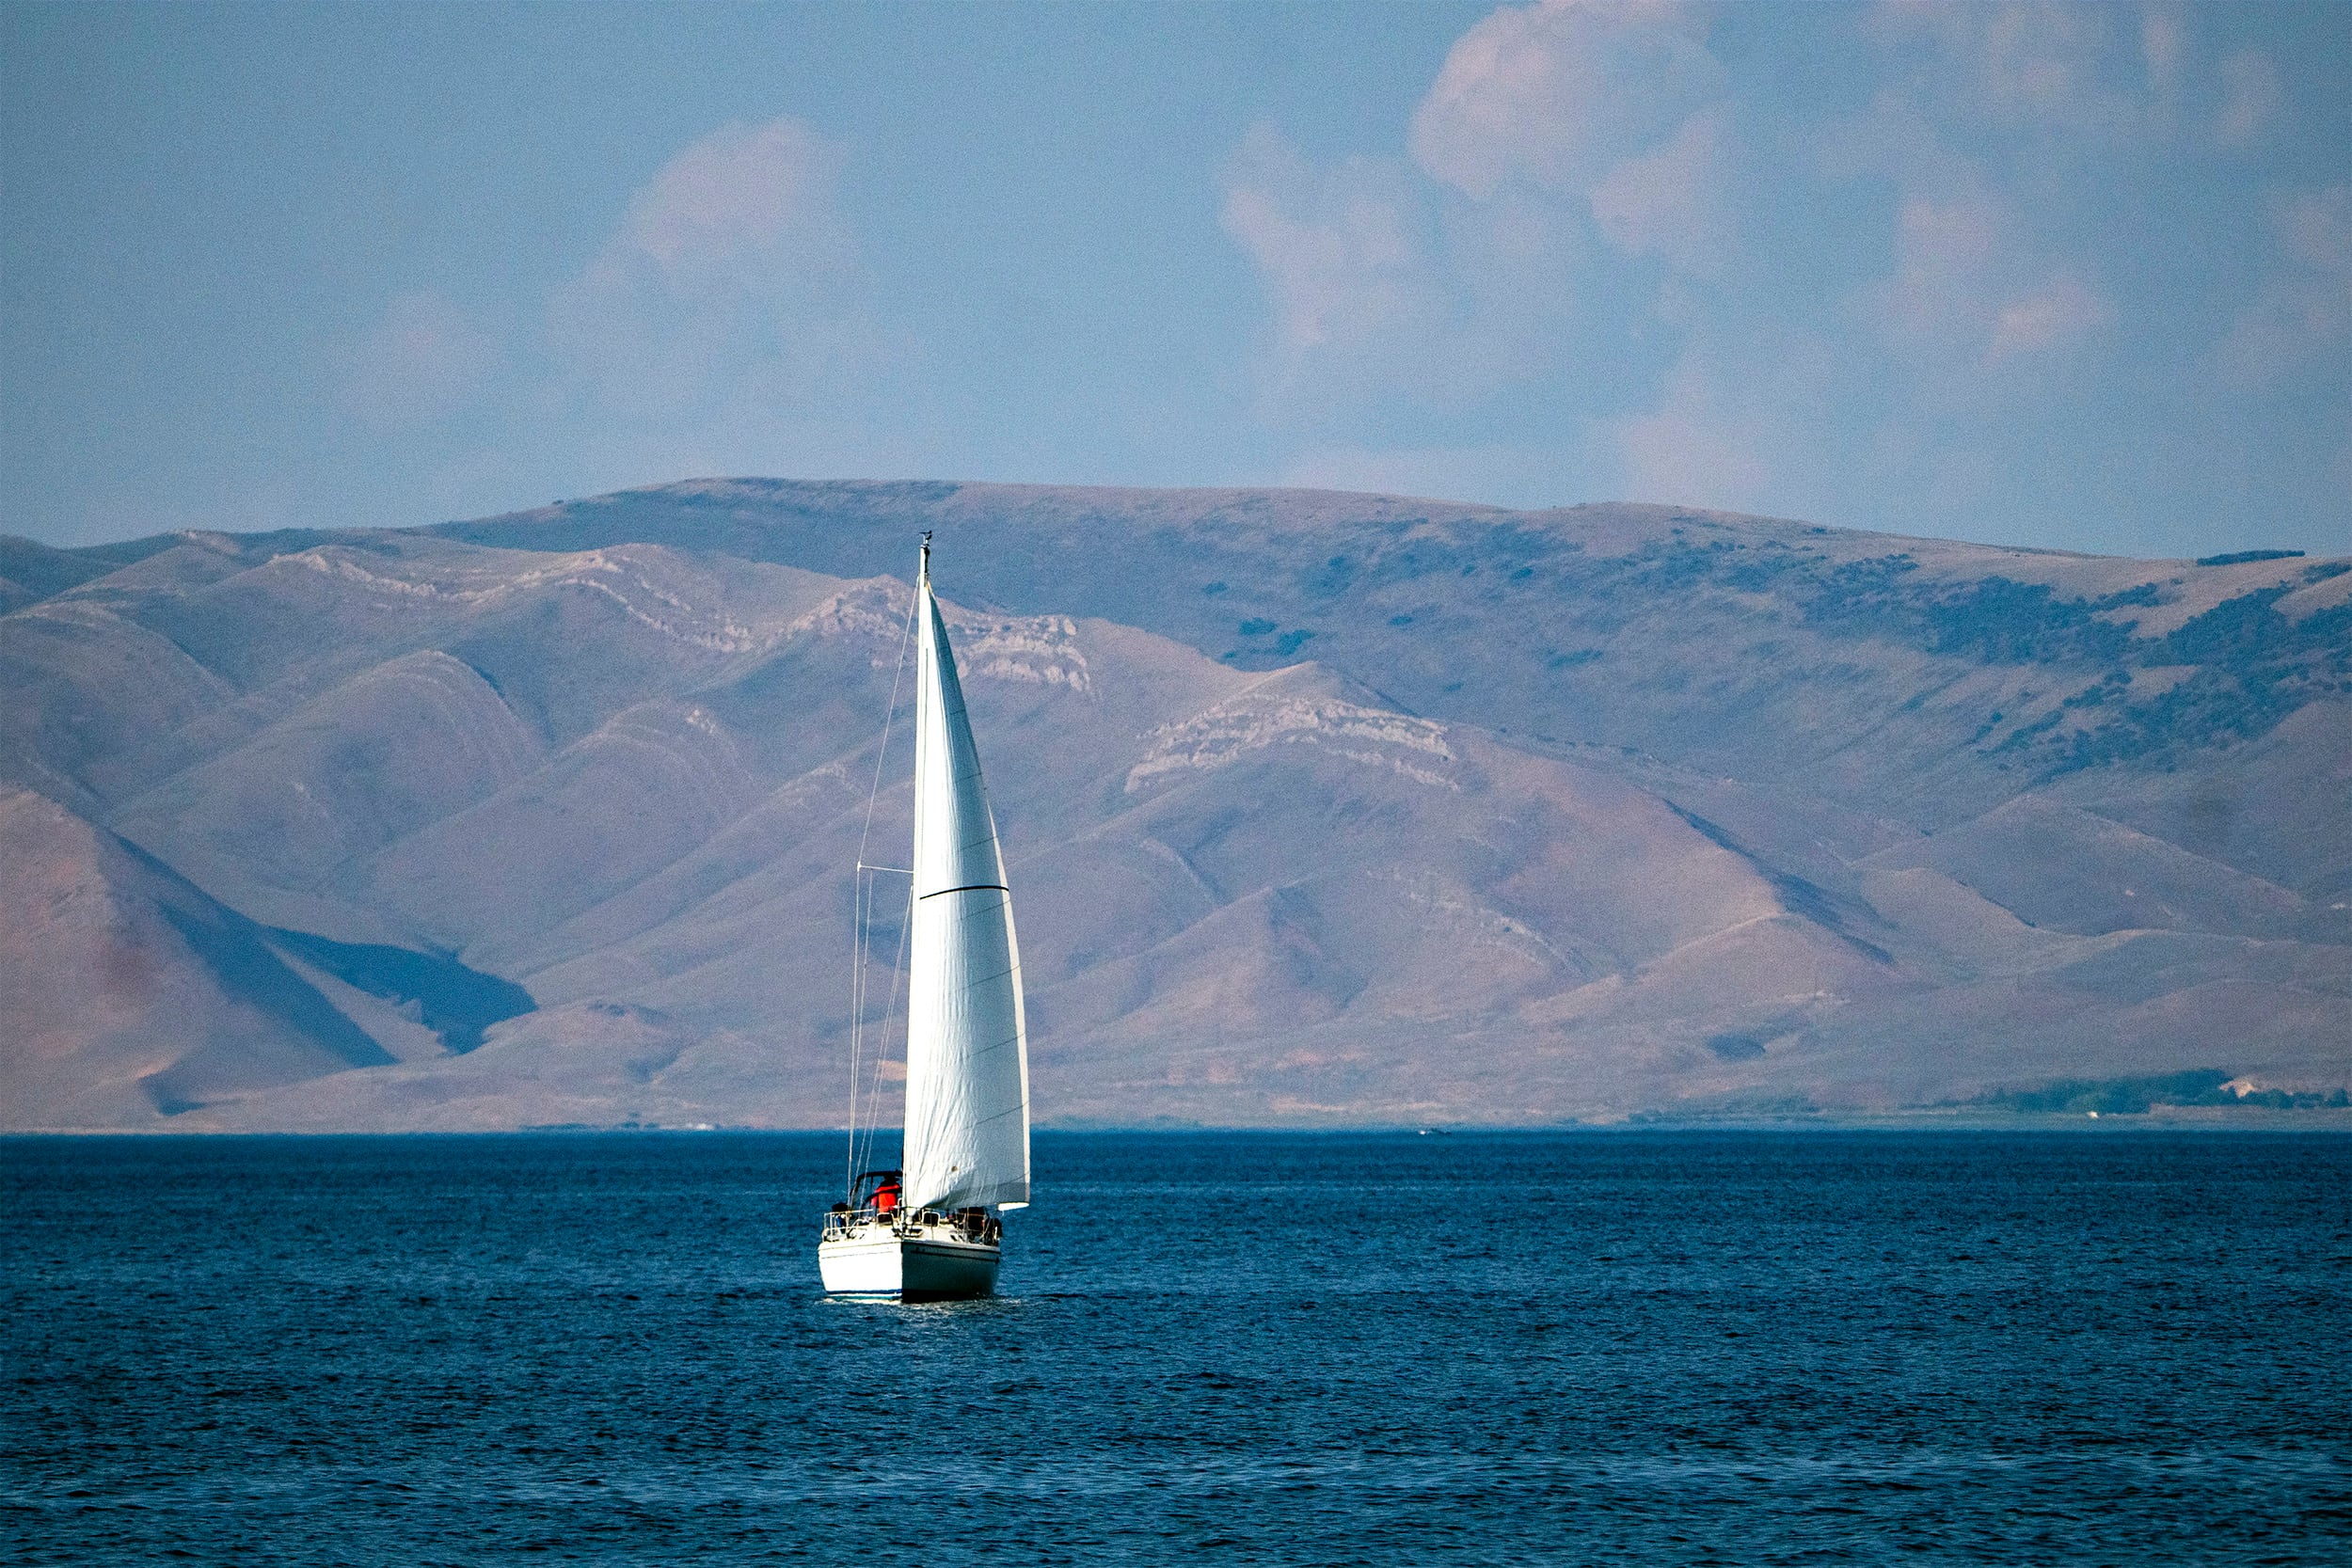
[920,883,1009,900]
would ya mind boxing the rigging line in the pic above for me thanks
[852,875,908,1196]
[876,879,914,1178]
[852,872,877,1189]
[845,581,922,1202]
[847,864,872,1199]
[854,583,922,886]
[857,874,915,1188]
[846,863,866,1201]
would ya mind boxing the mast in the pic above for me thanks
[900,537,1031,1212]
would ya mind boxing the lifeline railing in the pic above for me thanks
[821,1208,1001,1243]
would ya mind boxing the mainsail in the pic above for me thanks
[901,546,1032,1212]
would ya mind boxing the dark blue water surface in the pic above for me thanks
[4,1132,2347,1564]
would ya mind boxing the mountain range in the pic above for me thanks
[3,479,2345,1130]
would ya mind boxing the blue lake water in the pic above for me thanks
[4,1131,2347,1564]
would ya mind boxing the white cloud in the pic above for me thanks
[1217,0,2211,536]
[1860,3,2298,163]
[1218,124,1439,367]
[1873,186,2003,346]
[1833,8,2153,385]
[1589,106,1735,275]
[1408,0,1721,200]
[1609,357,1770,509]
[1218,120,1594,410]
[2215,50,2281,148]
[1865,179,2112,369]
[615,119,846,278]
[548,117,873,426]
[2139,7,2186,101]
[337,290,497,429]
[1221,0,1740,417]
[2218,184,2352,386]
[1865,0,2148,134]
[1962,2,2114,113]
[2280,184,2352,276]
[1986,275,2115,362]
[1403,0,1739,287]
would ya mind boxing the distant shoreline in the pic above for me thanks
[7,1115,2351,1139]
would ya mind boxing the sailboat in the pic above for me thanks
[818,536,1031,1301]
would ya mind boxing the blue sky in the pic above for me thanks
[4,1,2346,558]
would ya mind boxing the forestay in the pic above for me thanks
[901,548,1032,1212]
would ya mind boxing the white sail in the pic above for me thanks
[901,548,1031,1212]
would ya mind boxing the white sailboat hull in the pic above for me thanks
[818,1224,1001,1301]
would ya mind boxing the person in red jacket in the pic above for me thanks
[872,1177,901,1215]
